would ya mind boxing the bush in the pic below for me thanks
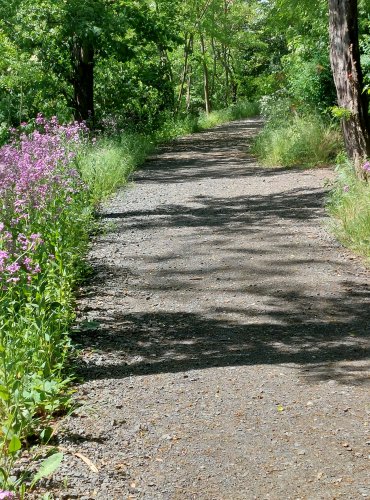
[328,156,370,262]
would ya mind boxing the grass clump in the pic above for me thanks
[253,113,342,167]
[327,156,370,262]
[253,95,342,167]
[77,133,153,204]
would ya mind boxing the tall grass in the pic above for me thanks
[197,100,260,130]
[77,133,153,204]
[253,113,342,167]
[327,156,370,262]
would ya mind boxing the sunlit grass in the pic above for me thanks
[328,157,370,262]
[197,100,259,130]
[77,133,153,204]
[253,114,342,167]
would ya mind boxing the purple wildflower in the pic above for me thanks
[0,491,14,500]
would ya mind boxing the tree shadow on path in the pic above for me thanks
[77,119,370,387]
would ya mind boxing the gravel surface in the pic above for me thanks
[44,119,370,499]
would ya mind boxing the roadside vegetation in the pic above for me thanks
[328,157,370,262]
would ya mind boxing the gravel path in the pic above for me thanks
[49,119,369,499]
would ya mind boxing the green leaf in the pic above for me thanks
[31,452,63,488]
[8,435,21,453]
[40,426,53,444]
[0,385,10,401]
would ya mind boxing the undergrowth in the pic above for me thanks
[253,96,342,167]
[327,156,370,262]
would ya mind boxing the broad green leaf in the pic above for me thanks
[0,385,9,401]
[8,435,21,453]
[31,452,63,487]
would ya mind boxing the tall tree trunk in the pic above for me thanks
[223,0,229,107]
[223,44,229,107]
[186,36,194,113]
[329,0,370,176]
[210,37,218,98]
[72,39,94,124]
[200,34,211,114]
[177,34,192,114]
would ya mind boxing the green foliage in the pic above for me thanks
[328,157,370,262]
[253,111,343,167]
[78,133,154,204]
[0,121,91,494]
[330,106,352,121]
[30,452,64,489]
[197,101,259,129]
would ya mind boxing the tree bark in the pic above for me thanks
[200,34,211,114]
[72,39,95,124]
[177,34,192,114]
[329,0,370,175]
[186,36,193,113]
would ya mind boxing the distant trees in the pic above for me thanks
[0,0,180,126]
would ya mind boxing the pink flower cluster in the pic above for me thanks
[0,116,87,286]
[0,491,14,499]
[0,227,43,284]
[363,161,370,173]
[1,115,86,215]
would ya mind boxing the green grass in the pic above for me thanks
[197,100,260,130]
[328,157,370,262]
[77,133,153,204]
[253,113,342,167]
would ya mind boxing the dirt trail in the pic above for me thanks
[51,119,369,499]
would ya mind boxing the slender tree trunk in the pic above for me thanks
[186,36,193,113]
[200,34,211,114]
[210,37,218,98]
[72,39,94,124]
[223,44,229,107]
[329,0,370,176]
[177,34,191,113]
